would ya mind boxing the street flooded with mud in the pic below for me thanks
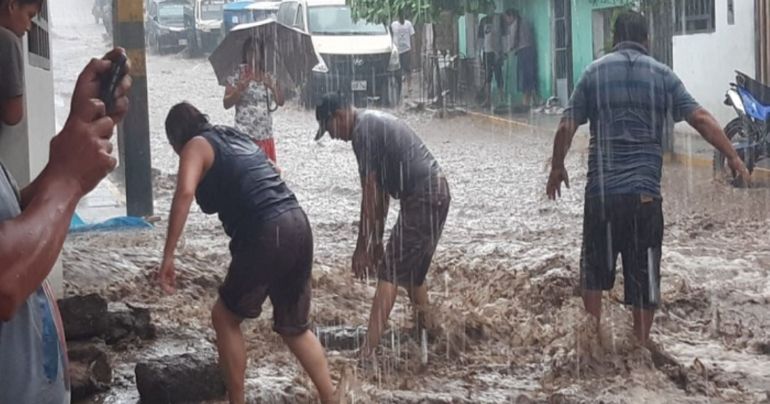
[49,0,770,402]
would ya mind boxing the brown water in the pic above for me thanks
[65,118,770,403]
[50,0,770,401]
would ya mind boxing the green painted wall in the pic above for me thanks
[495,0,552,105]
[456,0,637,105]
[455,0,551,106]
[570,0,635,85]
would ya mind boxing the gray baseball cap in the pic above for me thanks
[314,92,349,140]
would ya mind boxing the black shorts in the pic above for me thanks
[399,51,412,73]
[379,176,450,288]
[580,194,664,310]
[483,52,504,89]
[516,46,537,93]
[219,208,313,336]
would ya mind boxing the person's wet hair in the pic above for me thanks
[241,37,253,64]
[241,37,265,68]
[165,102,210,150]
[504,9,518,19]
[613,11,648,46]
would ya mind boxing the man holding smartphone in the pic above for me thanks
[0,49,132,403]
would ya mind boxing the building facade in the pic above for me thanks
[457,0,761,131]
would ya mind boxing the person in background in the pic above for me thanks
[223,37,284,165]
[390,10,415,98]
[0,0,40,127]
[546,11,750,347]
[477,5,505,108]
[504,9,537,108]
[0,46,132,403]
[314,93,451,363]
[158,103,336,404]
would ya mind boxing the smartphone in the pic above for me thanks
[99,53,128,113]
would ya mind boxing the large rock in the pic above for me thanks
[68,342,112,400]
[135,353,226,403]
[106,302,156,345]
[58,294,108,341]
[315,326,366,351]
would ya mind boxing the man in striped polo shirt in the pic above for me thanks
[546,11,750,345]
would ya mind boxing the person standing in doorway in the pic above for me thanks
[546,11,750,347]
[314,93,451,362]
[391,10,415,99]
[477,5,504,108]
[504,9,537,108]
[223,37,285,165]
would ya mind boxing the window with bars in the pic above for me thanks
[674,0,715,35]
[28,0,50,70]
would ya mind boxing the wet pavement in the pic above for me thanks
[50,0,770,403]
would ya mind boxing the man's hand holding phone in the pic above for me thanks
[47,48,133,197]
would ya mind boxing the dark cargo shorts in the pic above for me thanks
[219,208,313,336]
[379,176,451,288]
[581,194,664,310]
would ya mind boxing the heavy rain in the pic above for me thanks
[0,0,769,403]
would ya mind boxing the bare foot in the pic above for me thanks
[356,348,378,374]
[327,366,356,404]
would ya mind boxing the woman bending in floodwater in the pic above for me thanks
[157,102,335,404]
[223,37,284,164]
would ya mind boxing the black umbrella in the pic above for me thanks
[209,19,319,89]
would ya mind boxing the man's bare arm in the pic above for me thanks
[687,108,740,160]
[550,118,579,169]
[0,96,23,126]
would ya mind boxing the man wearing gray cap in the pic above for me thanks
[315,93,451,361]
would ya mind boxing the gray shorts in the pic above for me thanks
[379,177,451,288]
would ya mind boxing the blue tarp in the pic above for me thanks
[69,213,152,233]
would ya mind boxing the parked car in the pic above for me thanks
[185,0,225,54]
[277,0,400,107]
[223,1,280,34]
[146,0,192,54]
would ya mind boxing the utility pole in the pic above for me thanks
[113,0,154,216]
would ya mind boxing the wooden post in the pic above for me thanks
[113,0,154,217]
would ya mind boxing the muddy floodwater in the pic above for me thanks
[50,0,770,402]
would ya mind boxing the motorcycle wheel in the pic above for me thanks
[713,117,753,185]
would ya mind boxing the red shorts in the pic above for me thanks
[254,137,277,163]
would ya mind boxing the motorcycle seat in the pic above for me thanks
[736,71,770,106]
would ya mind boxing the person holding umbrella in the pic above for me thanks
[157,102,336,404]
[223,37,284,164]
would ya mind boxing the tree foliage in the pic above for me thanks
[347,0,495,25]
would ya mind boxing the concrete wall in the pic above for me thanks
[0,34,55,187]
[672,0,755,128]
[0,11,61,296]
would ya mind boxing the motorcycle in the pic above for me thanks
[714,71,770,185]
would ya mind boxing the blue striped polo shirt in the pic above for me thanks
[563,41,700,198]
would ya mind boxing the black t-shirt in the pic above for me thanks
[351,110,441,199]
[195,125,299,238]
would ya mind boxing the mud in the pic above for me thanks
[50,0,770,402]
